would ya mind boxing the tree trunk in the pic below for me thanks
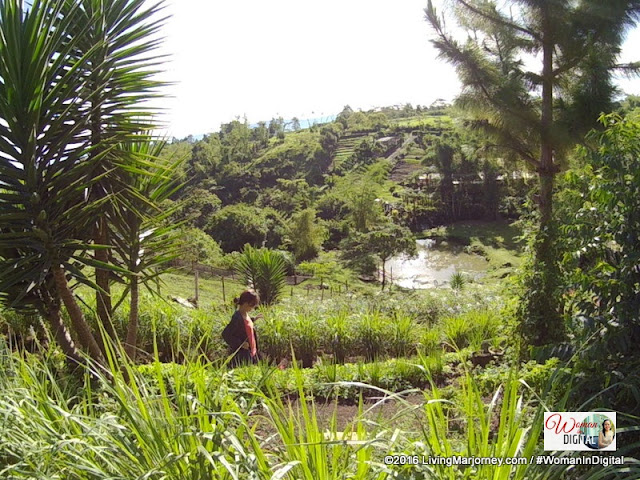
[95,214,117,342]
[525,11,565,346]
[39,291,84,367]
[124,275,139,361]
[540,20,554,230]
[90,76,117,346]
[52,264,105,364]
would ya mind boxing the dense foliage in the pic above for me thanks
[557,114,640,412]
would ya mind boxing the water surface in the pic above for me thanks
[386,239,489,289]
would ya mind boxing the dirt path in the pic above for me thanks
[250,393,428,441]
[310,392,426,432]
[386,133,416,163]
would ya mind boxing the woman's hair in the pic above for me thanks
[234,289,260,307]
[602,419,612,434]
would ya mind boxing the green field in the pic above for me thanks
[391,114,453,128]
[1,336,573,479]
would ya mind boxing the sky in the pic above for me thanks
[154,0,640,139]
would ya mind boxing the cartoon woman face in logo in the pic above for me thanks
[583,415,615,450]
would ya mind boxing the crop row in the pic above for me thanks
[1,289,504,366]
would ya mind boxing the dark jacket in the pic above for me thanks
[221,310,259,366]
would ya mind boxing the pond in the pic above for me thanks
[386,239,490,289]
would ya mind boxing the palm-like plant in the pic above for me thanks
[235,246,287,305]
[449,271,466,292]
[0,0,106,362]
[108,136,184,360]
[0,0,167,365]
[61,0,168,342]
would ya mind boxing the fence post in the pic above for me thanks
[195,268,199,306]
[221,276,226,303]
[191,261,199,304]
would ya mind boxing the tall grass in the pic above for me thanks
[442,310,501,350]
[1,338,638,479]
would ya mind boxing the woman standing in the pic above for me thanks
[222,290,262,367]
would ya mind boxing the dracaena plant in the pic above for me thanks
[0,0,168,366]
[60,0,168,343]
[107,136,185,360]
[0,0,106,363]
[235,245,287,305]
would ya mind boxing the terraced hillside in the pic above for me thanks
[389,134,426,183]
[331,133,369,169]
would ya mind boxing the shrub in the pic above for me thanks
[258,312,290,363]
[355,312,390,361]
[235,245,287,305]
[289,314,322,368]
[419,328,441,356]
[326,311,354,363]
[389,313,415,357]
[442,310,500,350]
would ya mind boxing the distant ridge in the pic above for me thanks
[172,114,338,142]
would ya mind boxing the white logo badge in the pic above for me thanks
[544,412,616,451]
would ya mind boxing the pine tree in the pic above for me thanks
[426,0,640,345]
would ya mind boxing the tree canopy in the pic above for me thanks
[426,0,640,345]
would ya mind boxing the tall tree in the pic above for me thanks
[221,118,252,162]
[426,0,640,346]
[427,135,457,218]
[341,224,417,290]
[288,208,327,261]
[366,224,417,291]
